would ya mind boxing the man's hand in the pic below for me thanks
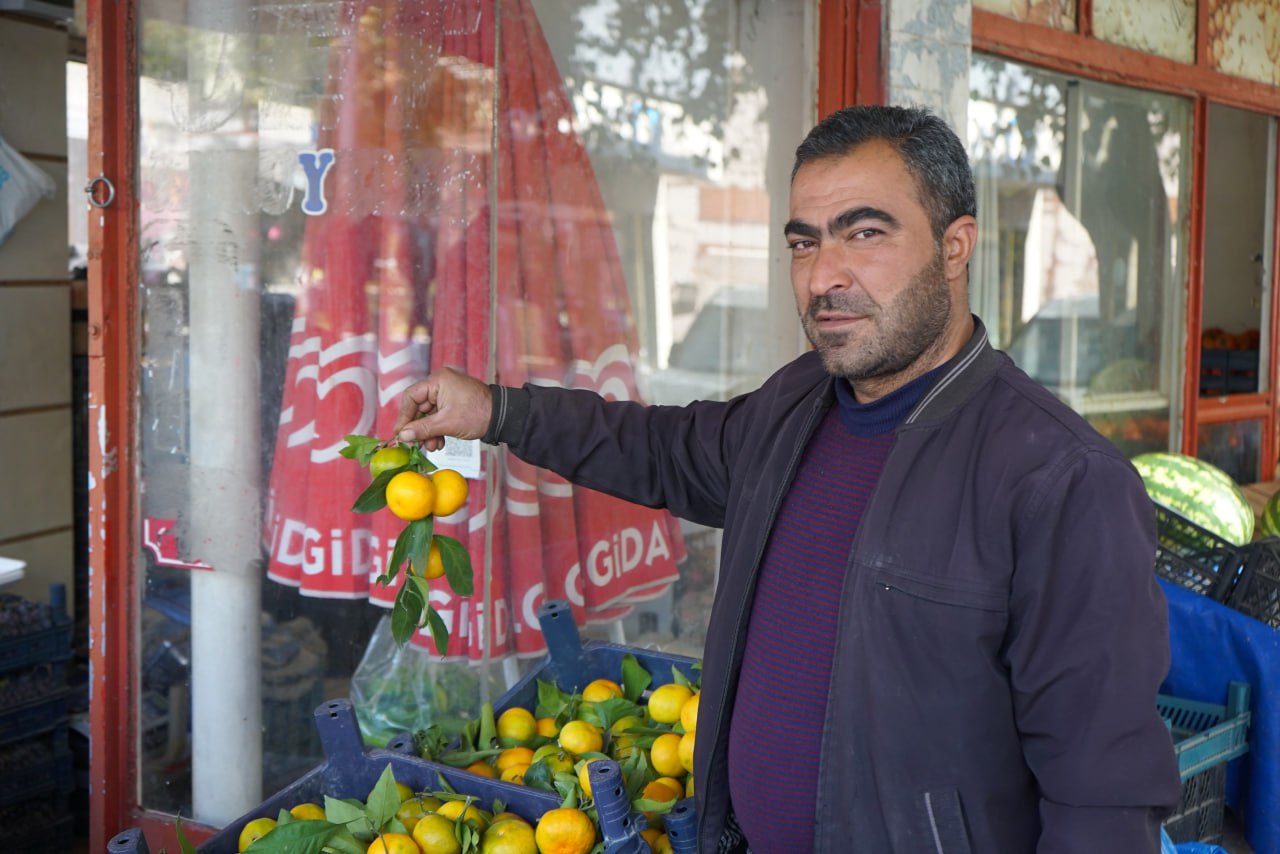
[394,367,493,451]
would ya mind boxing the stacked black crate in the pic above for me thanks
[0,583,74,851]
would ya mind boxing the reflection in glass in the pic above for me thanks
[135,0,811,823]
[968,55,1190,457]
[1197,419,1263,485]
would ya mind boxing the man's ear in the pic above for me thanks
[942,215,977,280]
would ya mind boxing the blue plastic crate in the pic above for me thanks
[493,599,700,714]
[0,585,72,674]
[497,601,702,854]
[0,724,72,808]
[1158,682,1251,845]
[193,698,561,854]
[0,687,72,746]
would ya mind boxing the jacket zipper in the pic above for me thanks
[699,389,830,847]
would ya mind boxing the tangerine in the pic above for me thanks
[386,471,435,520]
[431,469,470,517]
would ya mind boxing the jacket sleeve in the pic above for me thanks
[488,383,743,528]
[1003,447,1183,854]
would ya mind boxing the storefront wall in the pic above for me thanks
[89,0,824,847]
[86,0,1280,848]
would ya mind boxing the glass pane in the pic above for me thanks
[135,0,812,824]
[973,0,1075,30]
[1197,419,1263,485]
[1199,103,1273,398]
[968,55,1191,458]
[1207,0,1280,87]
[1093,0,1194,63]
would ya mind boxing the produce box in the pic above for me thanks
[0,585,72,673]
[199,698,561,854]
[110,698,562,854]
[0,723,71,807]
[493,599,700,714]
[1158,681,1251,845]
[1153,505,1245,602]
[1228,539,1280,628]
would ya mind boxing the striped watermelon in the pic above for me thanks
[1261,490,1280,539]
[1131,452,1254,546]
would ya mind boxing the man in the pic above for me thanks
[395,105,1182,852]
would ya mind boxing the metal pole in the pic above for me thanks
[185,0,264,824]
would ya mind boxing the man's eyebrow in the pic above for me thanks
[783,206,901,240]
[830,205,899,234]
[783,219,820,239]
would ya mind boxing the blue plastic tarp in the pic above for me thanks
[1159,578,1280,854]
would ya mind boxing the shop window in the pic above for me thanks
[133,0,812,825]
[969,54,1191,457]
[1199,103,1273,400]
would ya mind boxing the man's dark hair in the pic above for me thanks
[792,105,977,242]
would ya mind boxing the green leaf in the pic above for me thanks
[323,796,374,838]
[342,434,382,466]
[391,582,424,646]
[520,759,556,791]
[536,679,572,719]
[407,518,434,575]
[385,523,415,585]
[621,654,652,701]
[322,827,366,854]
[352,469,399,513]
[409,444,437,473]
[437,747,503,767]
[435,535,474,596]
[174,815,199,854]
[276,808,295,825]
[414,724,449,761]
[670,665,694,689]
[365,764,402,832]
[478,701,498,749]
[426,606,451,656]
[242,820,341,854]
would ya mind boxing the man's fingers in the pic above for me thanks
[392,368,492,447]
[394,379,438,435]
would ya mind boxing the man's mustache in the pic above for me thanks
[806,292,879,320]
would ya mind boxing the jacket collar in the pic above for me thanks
[902,315,999,425]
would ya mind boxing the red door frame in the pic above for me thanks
[86,0,140,850]
[84,1,874,848]
[974,8,1280,480]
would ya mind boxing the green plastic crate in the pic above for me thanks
[1157,681,1250,844]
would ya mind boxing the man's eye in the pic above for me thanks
[851,228,880,239]
[788,239,815,251]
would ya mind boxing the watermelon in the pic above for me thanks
[1131,452,1254,546]
[1261,490,1280,539]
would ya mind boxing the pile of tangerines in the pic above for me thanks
[407,658,701,854]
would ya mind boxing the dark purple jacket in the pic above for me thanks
[488,319,1182,853]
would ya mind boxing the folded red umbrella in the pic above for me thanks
[265,0,685,661]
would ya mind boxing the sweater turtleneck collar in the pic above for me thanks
[833,364,945,437]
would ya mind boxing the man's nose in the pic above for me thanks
[807,245,851,296]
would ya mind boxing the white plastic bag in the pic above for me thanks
[0,132,57,245]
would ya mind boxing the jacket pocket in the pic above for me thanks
[869,565,1007,614]
[922,788,973,854]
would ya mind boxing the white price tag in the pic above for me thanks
[426,437,482,480]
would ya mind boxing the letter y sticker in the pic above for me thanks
[298,149,336,215]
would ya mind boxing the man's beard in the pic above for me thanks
[802,250,952,382]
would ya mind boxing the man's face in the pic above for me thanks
[786,141,959,388]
